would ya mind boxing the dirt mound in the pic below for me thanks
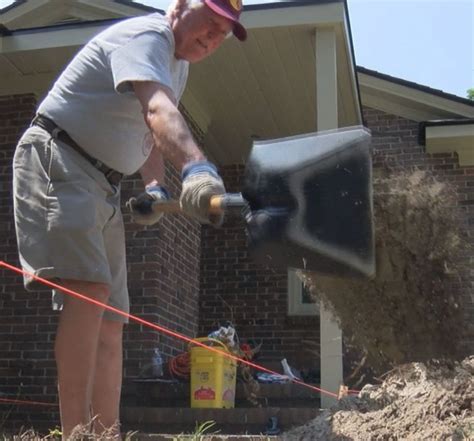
[299,169,471,373]
[282,357,474,440]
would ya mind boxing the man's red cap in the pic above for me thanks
[204,0,247,41]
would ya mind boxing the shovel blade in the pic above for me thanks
[242,126,375,278]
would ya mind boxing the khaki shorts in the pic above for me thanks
[13,126,129,322]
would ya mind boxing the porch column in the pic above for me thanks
[314,27,343,408]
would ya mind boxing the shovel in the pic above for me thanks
[151,126,374,279]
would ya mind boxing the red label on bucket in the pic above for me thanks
[194,386,216,400]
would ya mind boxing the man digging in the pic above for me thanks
[12,0,246,438]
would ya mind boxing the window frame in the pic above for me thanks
[287,268,319,316]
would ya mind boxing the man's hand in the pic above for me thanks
[126,185,170,226]
[180,161,226,226]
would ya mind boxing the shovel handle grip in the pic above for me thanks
[151,193,247,216]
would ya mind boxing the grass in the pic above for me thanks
[171,420,219,440]
[1,418,279,440]
[0,419,219,441]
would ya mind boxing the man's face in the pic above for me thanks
[174,4,234,63]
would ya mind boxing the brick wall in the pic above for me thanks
[0,94,202,431]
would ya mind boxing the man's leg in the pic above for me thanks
[54,280,110,439]
[91,318,124,436]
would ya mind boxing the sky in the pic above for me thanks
[0,0,472,99]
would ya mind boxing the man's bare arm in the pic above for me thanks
[131,80,225,226]
[133,81,206,175]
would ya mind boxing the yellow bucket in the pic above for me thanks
[189,337,237,408]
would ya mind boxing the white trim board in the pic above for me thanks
[359,72,474,121]
[425,124,474,166]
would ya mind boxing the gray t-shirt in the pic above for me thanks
[37,13,189,175]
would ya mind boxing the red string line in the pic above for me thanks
[0,260,346,401]
[0,397,57,407]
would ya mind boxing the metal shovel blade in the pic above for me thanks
[242,126,375,278]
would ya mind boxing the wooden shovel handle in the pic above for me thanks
[151,193,247,216]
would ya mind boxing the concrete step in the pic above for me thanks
[124,380,321,408]
[121,406,320,435]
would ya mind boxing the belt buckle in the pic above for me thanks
[104,169,122,186]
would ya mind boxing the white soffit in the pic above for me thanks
[181,2,362,163]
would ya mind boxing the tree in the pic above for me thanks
[467,88,474,100]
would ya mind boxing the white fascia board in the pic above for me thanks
[1,3,345,54]
[0,0,51,25]
[241,2,345,29]
[342,12,362,124]
[359,72,474,119]
[425,124,474,166]
[0,22,109,54]
[426,124,474,140]
[360,87,445,121]
[78,0,156,16]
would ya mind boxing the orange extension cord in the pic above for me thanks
[168,352,191,379]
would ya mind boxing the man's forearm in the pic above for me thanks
[134,82,206,172]
[148,104,206,171]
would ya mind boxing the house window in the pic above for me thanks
[287,268,319,316]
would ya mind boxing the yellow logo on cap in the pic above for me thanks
[229,0,242,12]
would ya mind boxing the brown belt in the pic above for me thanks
[31,114,124,186]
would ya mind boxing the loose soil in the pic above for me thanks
[283,356,473,440]
[288,168,474,439]
[300,169,472,373]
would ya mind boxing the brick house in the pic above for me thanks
[0,0,473,432]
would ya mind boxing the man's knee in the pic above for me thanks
[98,320,124,359]
[100,320,123,342]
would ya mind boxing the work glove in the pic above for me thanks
[126,185,170,226]
[179,161,226,227]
